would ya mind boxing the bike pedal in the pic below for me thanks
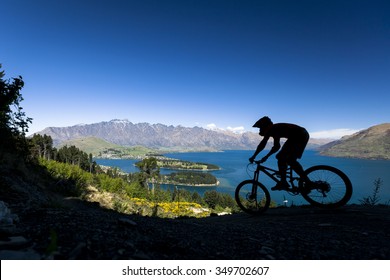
[283,187,299,195]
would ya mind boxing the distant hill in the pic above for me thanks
[320,123,390,160]
[34,119,330,152]
[59,137,121,154]
[59,137,157,158]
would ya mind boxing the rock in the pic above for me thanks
[259,245,275,255]
[0,236,29,249]
[118,218,137,227]
[0,249,41,260]
[68,242,87,259]
[0,201,19,226]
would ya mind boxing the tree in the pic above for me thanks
[89,153,93,173]
[203,190,219,209]
[0,64,32,136]
[29,134,55,160]
[191,191,204,205]
[136,157,159,176]
[136,157,160,193]
[0,64,32,156]
[56,145,91,172]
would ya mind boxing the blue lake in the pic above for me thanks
[95,150,390,206]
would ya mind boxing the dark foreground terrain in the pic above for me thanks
[1,196,389,260]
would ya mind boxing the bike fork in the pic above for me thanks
[251,170,260,195]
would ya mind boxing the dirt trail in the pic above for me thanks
[2,199,389,260]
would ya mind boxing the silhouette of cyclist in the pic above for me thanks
[249,116,310,191]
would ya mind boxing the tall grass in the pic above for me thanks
[359,178,383,206]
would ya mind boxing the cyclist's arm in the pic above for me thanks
[261,137,281,161]
[251,136,269,160]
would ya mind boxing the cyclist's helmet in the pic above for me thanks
[252,116,272,128]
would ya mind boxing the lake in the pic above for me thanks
[95,150,390,206]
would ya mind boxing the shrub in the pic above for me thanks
[360,178,383,206]
[39,159,93,196]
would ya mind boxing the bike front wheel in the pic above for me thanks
[300,165,353,208]
[235,180,271,215]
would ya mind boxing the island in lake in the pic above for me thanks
[135,157,220,187]
[161,171,219,187]
[156,158,220,171]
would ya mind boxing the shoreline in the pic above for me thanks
[160,167,221,171]
[159,180,220,187]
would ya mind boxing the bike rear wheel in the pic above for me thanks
[235,180,271,214]
[300,165,352,208]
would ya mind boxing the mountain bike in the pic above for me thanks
[235,160,353,214]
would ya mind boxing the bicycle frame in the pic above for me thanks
[252,162,301,193]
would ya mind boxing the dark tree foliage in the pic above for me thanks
[191,191,204,205]
[203,190,236,210]
[0,64,32,156]
[29,133,99,173]
[0,65,32,135]
[57,145,91,171]
[29,134,56,160]
[203,190,219,209]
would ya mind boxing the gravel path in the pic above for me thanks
[1,198,389,260]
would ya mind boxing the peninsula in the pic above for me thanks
[156,159,220,171]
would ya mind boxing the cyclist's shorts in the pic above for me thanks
[277,129,309,160]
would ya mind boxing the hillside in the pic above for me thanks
[34,119,329,152]
[59,137,157,158]
[320,123,390,160]
[2,184,390,259]
[59,136,122,155]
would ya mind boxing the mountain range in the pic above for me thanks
[34,120,390,159]
[34,119,330,151]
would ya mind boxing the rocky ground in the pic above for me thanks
[1,195,389,260]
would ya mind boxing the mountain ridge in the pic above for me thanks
[320,123,390,160]
[37,119,258,150]
[34,119,330,151]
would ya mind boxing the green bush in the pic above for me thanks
[39,158,93,196]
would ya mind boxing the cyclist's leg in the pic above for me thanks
[288,132,310,182]
[276,145,290,186]
[277,160,288,182]
[289,159,308,181]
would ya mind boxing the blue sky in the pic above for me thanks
[1,0,389,138]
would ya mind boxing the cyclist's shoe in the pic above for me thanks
[271,181,290,191]
[303,180,315,190]
[301,180,316,194]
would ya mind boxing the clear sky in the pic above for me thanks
[1,0,389,138]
